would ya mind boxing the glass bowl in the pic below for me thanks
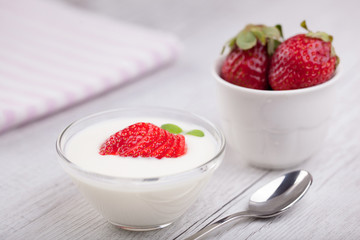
[56,107,225,231]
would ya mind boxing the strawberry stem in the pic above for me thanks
[275,24,284,38]
[301,20,310,32]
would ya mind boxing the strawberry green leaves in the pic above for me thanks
[264,25,283,55]
[236,30,257,50]
[300,20,339,65]
[301,20,333,42]
[265,25,283,39]
[161,124,204,137]
[222,24,283,55]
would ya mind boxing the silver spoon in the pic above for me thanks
[186,170,312,240]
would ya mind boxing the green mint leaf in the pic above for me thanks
[161,124,183,134]
[186,129,205,137]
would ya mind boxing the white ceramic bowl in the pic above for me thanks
[213,57,340,169]
[56,107,225,231]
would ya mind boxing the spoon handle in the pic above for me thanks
[185,210,253,240]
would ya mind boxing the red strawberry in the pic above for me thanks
[150,131,175,158]
[99,122,187,159]
[269,21,339,90]
[220,24,283,90]
[174,134,186,157]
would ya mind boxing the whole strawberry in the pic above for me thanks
[269,21,339,90]
[221,24,283,90]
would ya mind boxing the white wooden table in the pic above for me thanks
[1,0,360,239]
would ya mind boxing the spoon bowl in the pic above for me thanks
[249,170,312,217]
[186,170,312,239]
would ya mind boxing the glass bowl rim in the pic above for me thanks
[56,107,226,185]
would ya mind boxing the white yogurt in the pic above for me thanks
[65,117,217,178]
[61,117,222,229]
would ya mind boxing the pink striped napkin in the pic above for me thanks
[0,0,180,133]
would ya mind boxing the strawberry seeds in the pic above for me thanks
[221,21,339,91]
[99,122,187,159]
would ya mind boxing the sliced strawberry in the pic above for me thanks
[115,122,150,155]
[99,122,187,159]
[120,124,153,157]
[139,126,167,157]
[175,134,187,157]
[150,131,175,159]
[163,134,179,158]
[99,132,122,155]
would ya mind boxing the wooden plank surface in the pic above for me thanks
[1,0,360,239]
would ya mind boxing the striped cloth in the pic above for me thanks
[0,0,180,133]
